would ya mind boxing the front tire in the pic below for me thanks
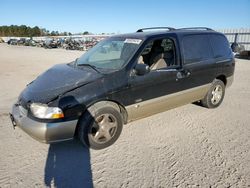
[78,102,123,150]
[201,79,225,108]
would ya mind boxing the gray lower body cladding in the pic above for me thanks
[226,75,234,88]
[125,75,233,122]
[125,83,212,122]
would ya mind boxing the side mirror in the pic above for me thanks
[134,64,150,76]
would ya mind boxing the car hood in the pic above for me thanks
[20,63,102,104]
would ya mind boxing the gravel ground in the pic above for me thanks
[0,43,249,188]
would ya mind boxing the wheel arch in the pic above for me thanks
[74,99,128,137]
[87,100,128,124]
[216,75,227,86]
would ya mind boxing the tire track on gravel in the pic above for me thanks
[0,168,10,188]
[175,108,245,187]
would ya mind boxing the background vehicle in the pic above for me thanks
[7,39,18,45]
[43,39,59,48]
[219,29,250,59]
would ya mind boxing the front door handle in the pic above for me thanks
[176,70,191,79]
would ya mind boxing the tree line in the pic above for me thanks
[0,25,90,37]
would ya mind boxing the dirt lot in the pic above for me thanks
[0,43,249,188]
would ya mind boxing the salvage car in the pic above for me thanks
[10,27,235,149]
[7,39,18,45]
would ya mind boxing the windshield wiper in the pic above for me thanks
[77,62,100,73]
[75,58,101,73]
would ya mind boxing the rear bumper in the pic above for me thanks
[10,104,78,143]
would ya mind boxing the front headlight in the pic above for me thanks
[30,103,64,119]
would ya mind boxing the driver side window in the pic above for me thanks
[137,38,177,70]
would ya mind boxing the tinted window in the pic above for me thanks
[183,35,213,64]
[210,34,231,58]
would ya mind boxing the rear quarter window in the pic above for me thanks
[182,34,213,64]
[210,34,232,58]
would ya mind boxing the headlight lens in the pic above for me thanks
[30,103,64,119]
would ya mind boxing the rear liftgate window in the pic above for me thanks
[210,34,232,58]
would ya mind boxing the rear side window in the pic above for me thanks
[182,35,213,64]
[210,34,231,58]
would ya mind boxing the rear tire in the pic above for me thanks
[78,102,123,150]
[201,79,225,108]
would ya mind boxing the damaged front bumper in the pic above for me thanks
[9,104,78,143]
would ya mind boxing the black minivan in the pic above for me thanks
[10,27,235,149]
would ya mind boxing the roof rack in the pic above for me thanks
[178,27,213,31]
[136,27,175,32]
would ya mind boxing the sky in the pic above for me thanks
[1,0,250,34]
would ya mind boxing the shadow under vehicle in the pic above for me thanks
[10,27,235,150]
